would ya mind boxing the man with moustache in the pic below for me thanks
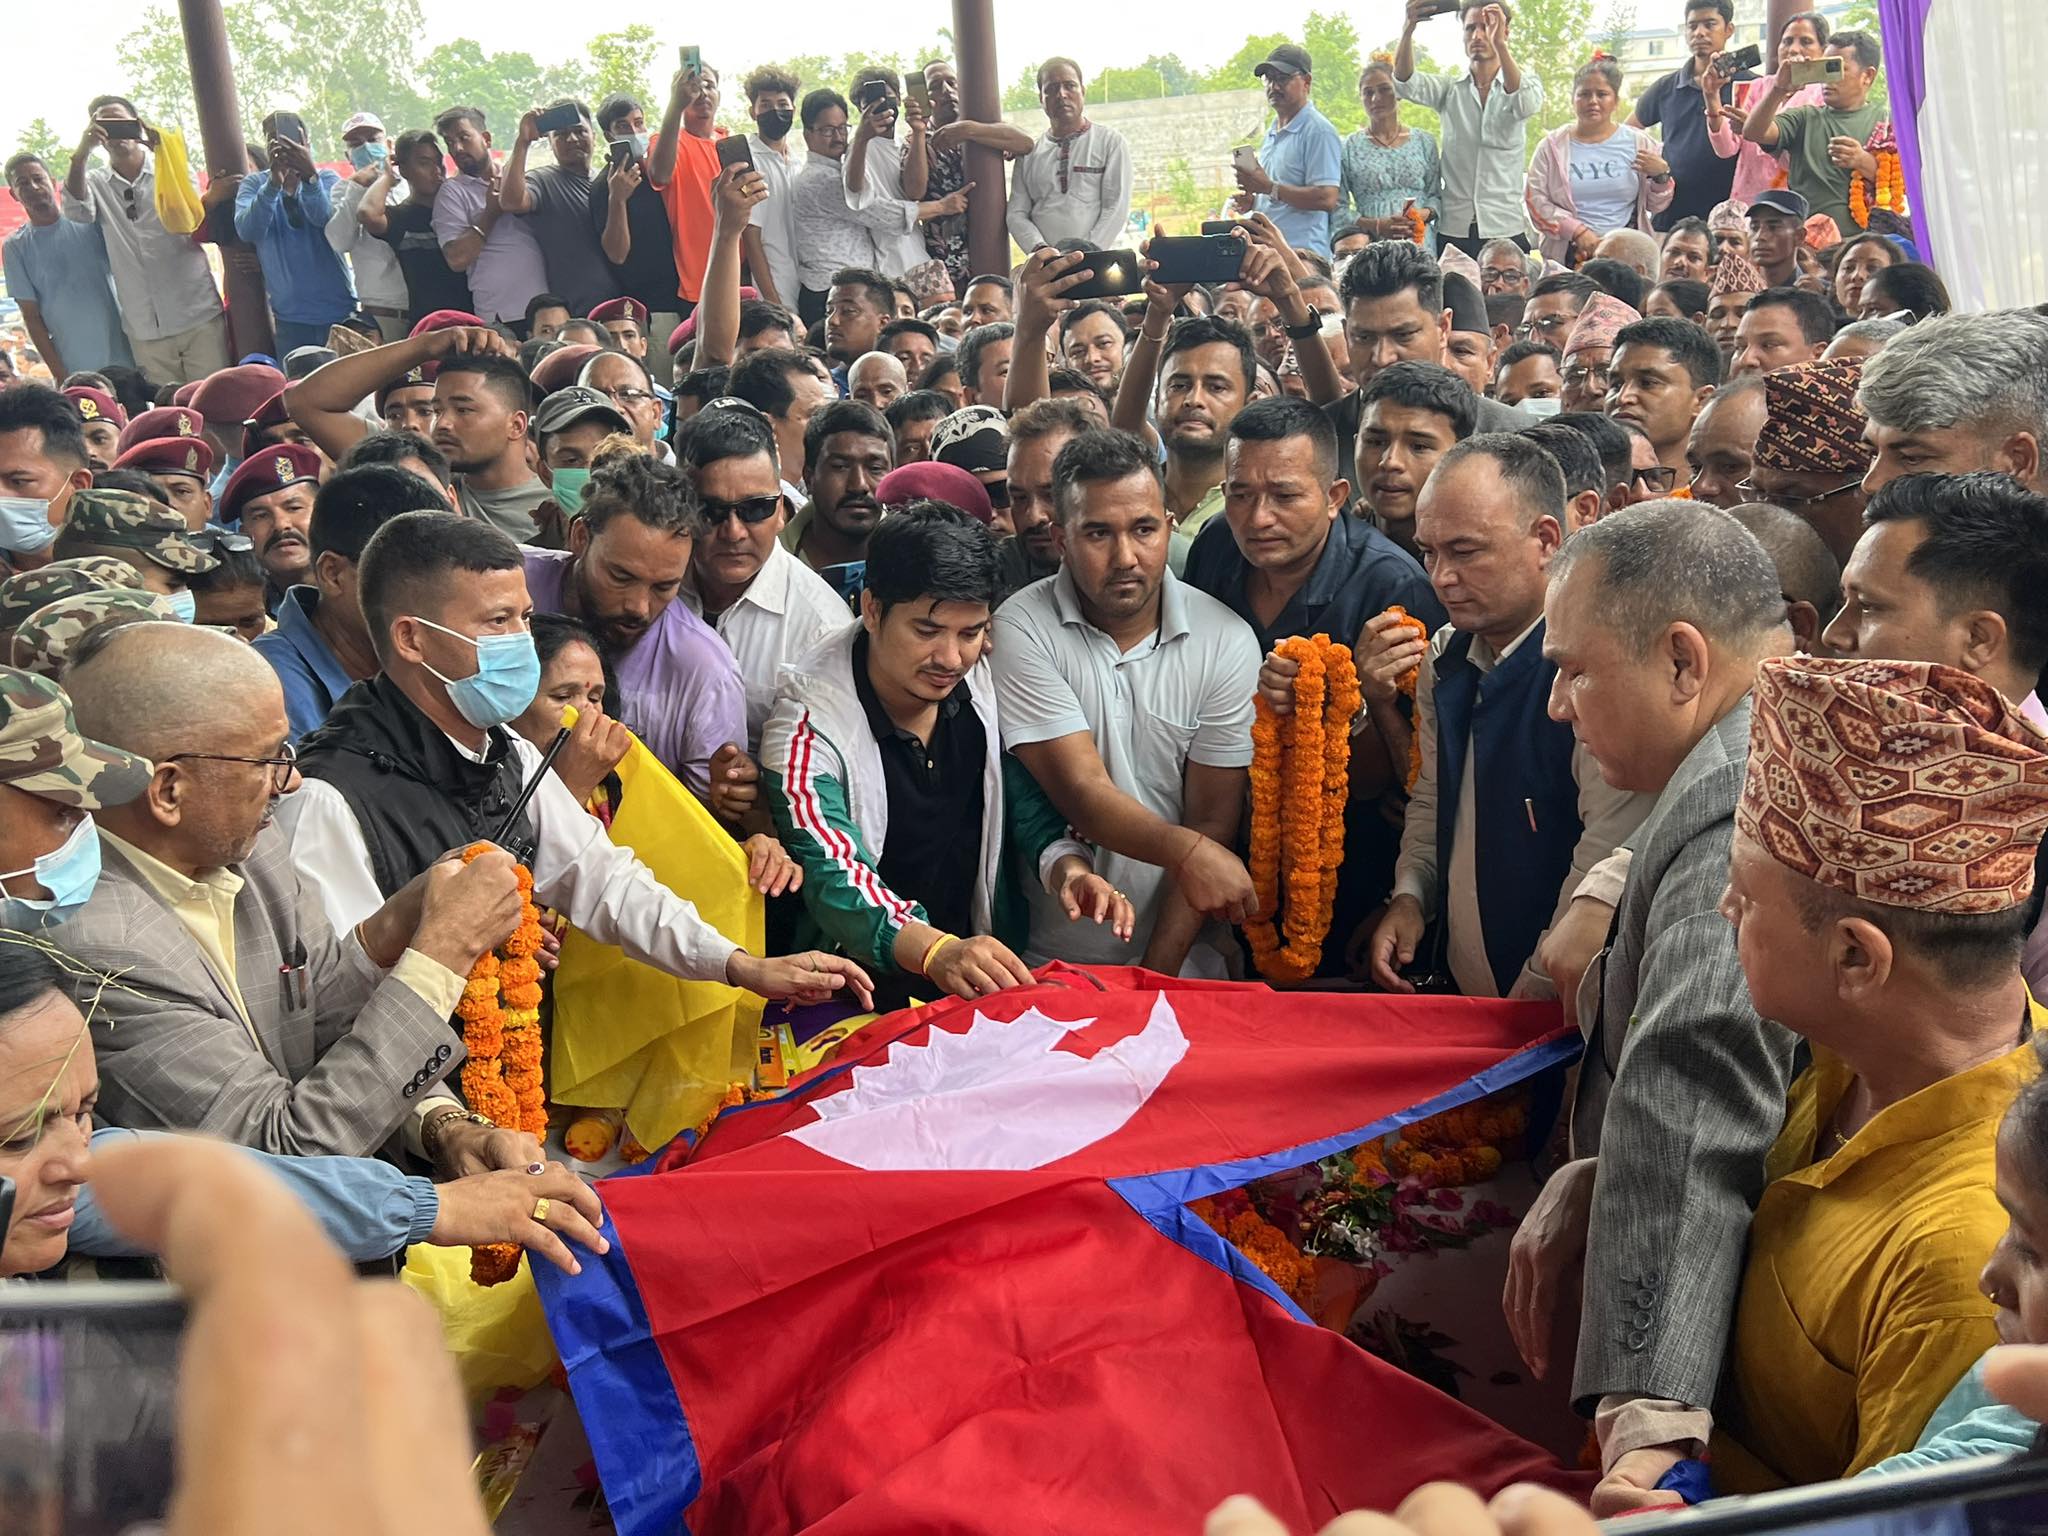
[921,59,1030,293]
[1006,58,1134,256]
[996,397,1091,602]
[4,155,131,381]
[1234,45,1342,260]
[1059,302,1131,398]
[219,443,320,615]
[1607,317,1722,483]
[825,269,895,368]
[523,452,745,800]
[1684,373,1768,507]
[431,108,549,332]
[1705,249,1766,370]
[784,401,894,579]
[993,428,1262,974]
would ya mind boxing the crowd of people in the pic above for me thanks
[2,0,2047,1526]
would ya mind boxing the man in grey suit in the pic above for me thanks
[49,620,539,1174]
[1503,500,1801,1513]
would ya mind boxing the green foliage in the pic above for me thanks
[1303,10,1368,134]
[1165,155,1200,209]
[1003,64,1042,113]
[416,40,585,139]
[11,121,72,183]
[1143,55,1197,96]
[1198,34,1291,95]
[1597,3,1637,60]
[586,26,659,114]
[1833,2,1890,115]
[1097,67,1170,104]
[1505,0,1600,155]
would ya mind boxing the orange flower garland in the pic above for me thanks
[456,843,548,1286]
[1247,634,1359,982]
[1849,137,1905,229]
[1382,605,1431,793]
[1401,200,1427,245]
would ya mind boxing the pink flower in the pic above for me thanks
[1428,1188,1464,1211]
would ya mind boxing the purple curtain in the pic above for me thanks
[1875,0,1932,238]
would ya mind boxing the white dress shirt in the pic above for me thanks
[790,155,884,293]
[842,133,927,279]
[278,729,742,981]
[682,541,852,752]
[1005,123,1134,252]
[62,161,223,342]
[329,177,409,312]
[746,135,804,308]
[1395,69,1545,240]
[1392,618,1650,998]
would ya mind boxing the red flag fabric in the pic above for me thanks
[536,966,1589,1534]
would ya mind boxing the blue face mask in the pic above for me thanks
[548,467,592,511]
[165,589,198,623]
[0,498,57,554]
[349,141,388,170]
[1517,396,1563,419]
[410,616,541,728]
[0,815,102,929]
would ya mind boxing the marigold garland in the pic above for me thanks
[1401,199,1427,245]
[1848,130,1905,229]
[457,844,548,1286]
[1246,634,1359,982]
[1382,605,1431,793]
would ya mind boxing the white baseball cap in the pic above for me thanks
[338,111,385,139]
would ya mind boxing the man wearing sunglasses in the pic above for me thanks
[61,96,230,385]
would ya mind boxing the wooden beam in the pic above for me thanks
[951,0,1008,278]
[178,0,275,358]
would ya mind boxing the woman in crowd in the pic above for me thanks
[512,613,625,812]
[1833,231,1904,317]
[1859,261,1953,322]
[1525,55,1672,267]
[1340,57,1441,256]
[1705,10,1832,203]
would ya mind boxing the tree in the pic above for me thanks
[586,26,659,115]
[12,120,72,184]
[1497,0,1597,155]
[417,40,587,139]
[1596,3,1636,61]
[1097,67,1169,104]
[1304,10,1369,134]
[1143,54,1197,97]
[1835,2,1890,115]
[1003,63,1041,113]
[1199,34,1291,95]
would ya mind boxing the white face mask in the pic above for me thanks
[0,497,57,553]
[1516,396,1563,419]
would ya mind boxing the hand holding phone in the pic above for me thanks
[1780,55,1844,89]
[1064,249,1148,301]
[102,118,146,142]
[715,134,756,173]
[533,101,584,136]
[1149,233,1249,287]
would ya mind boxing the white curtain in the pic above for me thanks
[1917,0,2048,310]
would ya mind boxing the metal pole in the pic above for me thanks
[951,0,1007,279]
[178,0,274,358]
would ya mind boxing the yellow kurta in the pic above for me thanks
[1711,1004,2044,1492]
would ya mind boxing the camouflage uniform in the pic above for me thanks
[0,665,152,808]
[12,591,190,680]
[0,559,146,635]
[57,490,219,577]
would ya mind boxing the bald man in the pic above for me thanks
[1726,500,1842,657]
[48,622,541,1173]
[848,351,909,414]
[1684,373,1769,510]
[1593,228,1659,280]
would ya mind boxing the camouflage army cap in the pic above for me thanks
[0,665,152,808]
[62,488,220,575]
[0,558,145,631]
[11,591,188,681]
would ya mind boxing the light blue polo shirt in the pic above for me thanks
[1255,101,1344,258]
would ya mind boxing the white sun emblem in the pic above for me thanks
[786,993,1190,1171]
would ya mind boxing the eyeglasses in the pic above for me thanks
[1733,476,1863,508]
[815,124,850,141]
[1632,465,1678,493]
[599,386,655,407]
[1562,364,1610,393]
[697,494,784,525]
[163,740,299,793]
[982,479,1010,509]
[188,527,254,554]
[1515,313,1573,340]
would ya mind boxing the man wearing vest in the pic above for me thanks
[1367,434,1650,997]
[761,502,1128,1009]
[280,509,875,1155]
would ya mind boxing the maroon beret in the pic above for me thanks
[112,436,218,480]
[190,363,286,427]
[220,442,322,523]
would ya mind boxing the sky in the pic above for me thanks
[3,0,1472,148]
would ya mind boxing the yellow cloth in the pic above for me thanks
[550,733,764,1150]
[151,128,205,236]
[399,1243,555,1405]
[1711,1004,2045,1491]
[100,828,251,1033]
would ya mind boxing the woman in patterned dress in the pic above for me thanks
[1339,57,1442,256]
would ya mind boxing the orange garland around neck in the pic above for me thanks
[456,842,547,1286]
[1246,634,1361,982]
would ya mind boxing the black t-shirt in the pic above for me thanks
[375,200,474,326]
[588,174,682,311]
[852,629,984,948]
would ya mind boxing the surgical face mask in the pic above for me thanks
[0,498,57,554]
[164,588,198,623]
[349,141,388,171]
[626,131,650,161]
[1517,395,1563,419]
[548,466,592,511]
[409,616,541,728]
[0,815,102,929]
[756,108,795,143]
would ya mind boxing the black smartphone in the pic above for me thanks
[0,1280,187,1535]
[1615,1449,2048,1534]
[270,111,308,146]
[1424,0,1461,14]
[1200,220,1242,236]
[1064,249,1147,300]
[855,80,898,115]
[715,135,756,172]
[1150,234,1248,287]
[534,101,584,136]
[101,119,146,142]
[1715,42,1763,74]
[607,136,638,168]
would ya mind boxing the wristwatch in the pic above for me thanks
[1283,308,1324,341]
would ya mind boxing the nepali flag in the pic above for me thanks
[535,966,1588,1535]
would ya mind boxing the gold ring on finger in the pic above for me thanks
[532,1196,551,1223]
